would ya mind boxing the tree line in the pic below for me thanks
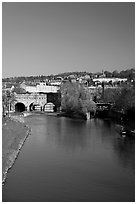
[99,83,135,118]
[2,68,135,83]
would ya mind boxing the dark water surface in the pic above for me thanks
[2,115,135,202]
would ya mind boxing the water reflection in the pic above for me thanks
[3,115,135,202]
[113,137,135,171]
[41,116,135,171]
[45,117,91,151]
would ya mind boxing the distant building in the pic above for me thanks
[2,83,15,93]
[49,79,62,86]
[81,74,90,80]
[14,92,61,112]
[20,82,60,93]
[68,75,76,83]
[93,77,127,84]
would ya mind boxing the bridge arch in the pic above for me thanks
[29,102,34,111]
[44,102,56,112]
[15,102,26,112]
[29,102,42,111]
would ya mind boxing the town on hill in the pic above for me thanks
[2,68,135,120]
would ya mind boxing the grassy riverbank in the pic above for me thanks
[2,116,30,184]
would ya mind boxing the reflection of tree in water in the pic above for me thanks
[51,118,113,151]
[54,118,92,151]
[93,119,135,171]
[45,117,135,171]
[51,118,114,151]
[113,137,135,171]
[93,118,116,143]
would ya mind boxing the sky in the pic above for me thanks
[2,2,135,78]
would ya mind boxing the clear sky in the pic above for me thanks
[2,2,135,78]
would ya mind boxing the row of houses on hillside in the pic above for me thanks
[3,71,131,96]
[20,82,60,93]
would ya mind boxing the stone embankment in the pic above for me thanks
[2,115,31,185]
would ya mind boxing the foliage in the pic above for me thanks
[61,82,96,116]
[2,91,16,116]
[102,84,135,116]
[12,87,26,94]
[111,69,135,80]
[104,71,112,78]
[101,88,121,104]
[2,68,135,83]
[114,85,135,113]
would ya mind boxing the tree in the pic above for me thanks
[12,87,26,94]
[2,91,16,116]
[2,92,8,117]
[114,85,135,115]
[104,71,112,78]
[101,84,135,117]
[61,82,96,117]
[112,70,119,78]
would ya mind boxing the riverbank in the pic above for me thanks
[2,114,135,202]
[2,115,31,184]
[95,109,135,137]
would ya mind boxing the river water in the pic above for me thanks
[2,115,135,202]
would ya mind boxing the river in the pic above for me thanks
[2,115,135,202]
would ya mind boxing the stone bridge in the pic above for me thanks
[14,92,61,112]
